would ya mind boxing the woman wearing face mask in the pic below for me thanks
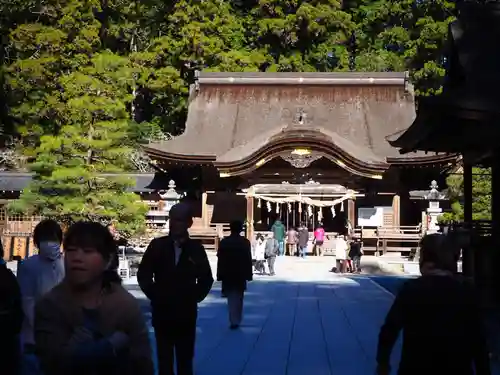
[18,219,64,375]
[34,221,154,375]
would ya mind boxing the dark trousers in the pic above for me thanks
[267,256,276,275]
[154,316,197,375]
[226,288,244,326]
[2,339,20,375]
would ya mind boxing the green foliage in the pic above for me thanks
[352,0,455,95]
[9,52,148,235]
[440,168,492,223]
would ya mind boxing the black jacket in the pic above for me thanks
[216,234,253,290]
[377,274,490,375]
[298,227,309,247]
[137,236,213,323]
[0,262,23,373]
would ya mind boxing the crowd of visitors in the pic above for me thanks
[0,205,492,375]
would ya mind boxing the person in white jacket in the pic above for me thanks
[253,234,266,274]
[335,235,349,273]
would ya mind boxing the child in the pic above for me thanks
[34,221,154,375]
[376,234,490,375]
[253,234,266,274]
[348,238,363,274]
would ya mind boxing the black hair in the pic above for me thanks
[256,233,264,241]
[33,219,63,248]
[419,234,457,273]
[63,221,122,286]
[230,220,243,233]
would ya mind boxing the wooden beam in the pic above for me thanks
[347,199,355,227]
[201,192,208,227]
[392,194,401,227]
[246,196,254,241]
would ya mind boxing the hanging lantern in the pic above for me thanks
[287,202,292,211]
[331,206,336,218]
[341,201,344,212]
[307,205,313,218]
[318,207,323,222]
[276,203,280,214]
[257,198,261,208]
[266,201,271,212]
[299,202,302,213]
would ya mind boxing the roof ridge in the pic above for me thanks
[196,71,410,86]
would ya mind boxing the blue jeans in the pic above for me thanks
[278,241,284,256]
[299,245,307,258]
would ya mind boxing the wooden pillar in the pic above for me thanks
[347,199,355,228]
[201,192,208,227]
[392,194,401,228]
[462,160,474,278]
[246,196,254,241]
[491,151,500,297]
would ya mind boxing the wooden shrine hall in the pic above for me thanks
[143,71,458,252]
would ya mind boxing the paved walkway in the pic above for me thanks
[126,256,404,375]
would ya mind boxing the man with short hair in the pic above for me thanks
[18,219,64,375]
[264,233,279,276]
[138,202,214,375]
[271,219,286,256]
[217,220,253,329]
[376,234,490,375]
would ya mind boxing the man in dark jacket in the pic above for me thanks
[264,233,279,276]
[0,238,23,375]
[217,220,253,329]
[376,234,490,375]
[348,238,363,273]
[297,223,309,258]
[138,202,214,375]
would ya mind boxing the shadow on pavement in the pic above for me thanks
[126,277,400,375]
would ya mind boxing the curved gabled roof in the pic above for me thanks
[145,72,456,172]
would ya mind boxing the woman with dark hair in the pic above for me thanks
[34,221,153,375]
[376,234,491,375]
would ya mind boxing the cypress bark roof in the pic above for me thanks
[145,72,451,170]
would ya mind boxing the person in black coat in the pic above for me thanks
[297,223,309,258]
[0,238,23,375]
[217,220,253,329]
[137,202,214,375]
[376,234,491,375]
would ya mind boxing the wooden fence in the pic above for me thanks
[1,207,42,261]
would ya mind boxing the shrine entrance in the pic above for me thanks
[245,183,357,235]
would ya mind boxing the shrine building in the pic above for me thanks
[143,71,458,251]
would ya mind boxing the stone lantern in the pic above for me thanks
[159,180,183,214]
[425,180,444,234]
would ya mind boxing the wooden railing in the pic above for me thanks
[189,223,230,252]
[352,225,423,256]
[375,225,422,255]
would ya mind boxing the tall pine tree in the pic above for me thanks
[8,0,148,235]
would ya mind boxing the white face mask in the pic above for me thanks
[38,241,61,261]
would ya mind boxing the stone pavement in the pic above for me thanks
[126,255,404,375]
